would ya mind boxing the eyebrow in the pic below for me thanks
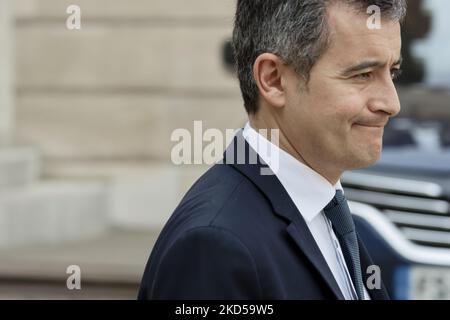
[341,56,403,76]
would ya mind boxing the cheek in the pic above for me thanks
[320,97,369,151]
[330,95,368,136]
[294,83,367,136]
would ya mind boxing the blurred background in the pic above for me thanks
[0,0,448,299]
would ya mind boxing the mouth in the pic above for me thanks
[353,123,386,138]
[356,124,384,129]
[353,122,387,129]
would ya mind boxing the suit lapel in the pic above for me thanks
[286,222,345,300]
[224,130,345,300]
[357,235,391,300]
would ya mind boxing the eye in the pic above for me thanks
[354,72,372,80]
[391,68,403,81]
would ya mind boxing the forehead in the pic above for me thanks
[323,2,402,66]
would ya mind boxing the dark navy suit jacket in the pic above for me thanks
[138,131,390,300]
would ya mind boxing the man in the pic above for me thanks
[138,0,405,300]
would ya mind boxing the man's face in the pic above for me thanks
[281,3,402,178]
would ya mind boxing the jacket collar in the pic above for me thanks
[242,122,343,223]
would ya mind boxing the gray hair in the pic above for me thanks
[232,0,407,114]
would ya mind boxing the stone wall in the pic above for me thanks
[13,0,246,228]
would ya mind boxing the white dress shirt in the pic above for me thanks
[242,122,370,300]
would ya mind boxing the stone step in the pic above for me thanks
[0,147,39,189]
[41,161,210,229]
[0,228,159,295]
[0,180,109,248]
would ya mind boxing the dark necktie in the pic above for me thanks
[323,190,365,300]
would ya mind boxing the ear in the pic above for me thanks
[253,53,286,109]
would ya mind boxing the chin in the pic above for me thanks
[347,148,381,170]
[364,150,382,167]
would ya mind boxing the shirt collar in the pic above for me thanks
[242,122,343,222]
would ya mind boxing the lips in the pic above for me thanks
[357,124,385,128]
[354,121,388,128]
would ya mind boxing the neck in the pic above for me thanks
[248,114,342,186]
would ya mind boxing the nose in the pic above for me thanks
[367,77,401,118]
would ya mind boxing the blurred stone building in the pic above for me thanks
[0,0,449,298]
[0,0,245,298]
[2,0,245,246]
[4,0,450,249]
